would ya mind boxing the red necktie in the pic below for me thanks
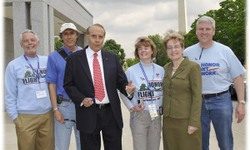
[93,53,105,101]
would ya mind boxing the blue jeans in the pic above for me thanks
[201,91,233,150]
[55,101,81,150]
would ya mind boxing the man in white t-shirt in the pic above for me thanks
[184,16,245,150]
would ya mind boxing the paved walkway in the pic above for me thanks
[4,101,246,150]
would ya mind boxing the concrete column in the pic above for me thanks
[4,18,14,66]
[83,33,89,48]
[48,6,55,53]
[12,1,28,57]
[30,1,51,55]
[77,33,85,49]
[178,0,187,33]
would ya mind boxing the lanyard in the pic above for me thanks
[24,55,40,83]
[139,62,155,100]
[199,48,204,60]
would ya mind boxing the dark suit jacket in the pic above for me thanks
[63,47,128,133]
[163,58,202,127]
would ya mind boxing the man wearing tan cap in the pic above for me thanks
[46,23,82,150]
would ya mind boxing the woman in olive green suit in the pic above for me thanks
[162,30,202,150]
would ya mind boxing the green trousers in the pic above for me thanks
[163,117,201,150]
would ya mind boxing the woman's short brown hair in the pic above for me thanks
[134,36,156,59]
[163,30,184,50]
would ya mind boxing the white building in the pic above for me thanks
[4,0,93,66]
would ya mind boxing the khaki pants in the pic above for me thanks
[15,111,54,150]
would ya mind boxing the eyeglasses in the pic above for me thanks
[166,45,182,51]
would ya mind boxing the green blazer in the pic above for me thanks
[163,58,202,127]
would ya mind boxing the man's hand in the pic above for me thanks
[80,97,94,107]
[187,126,198,134]
[130,103,145,112]
[235,103,245,123]
[54,110,64,124]
[126,81,135,95]
[13,117,19,124]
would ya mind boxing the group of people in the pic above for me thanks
[5,15,245,150]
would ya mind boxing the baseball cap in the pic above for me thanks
[60,23,79,33]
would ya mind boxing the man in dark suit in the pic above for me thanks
[64,23,134,150]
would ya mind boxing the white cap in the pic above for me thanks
[60,23,79,33]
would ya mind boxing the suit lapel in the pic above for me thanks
[101,51,109,84]
[78,50,93,83]
[171,58,187,78]
[166,64,173,79]
[172,66,184,78]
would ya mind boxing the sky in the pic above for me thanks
[80,0,223,58]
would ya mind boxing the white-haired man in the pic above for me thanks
[184,16,245,150]
[5,30,54,150]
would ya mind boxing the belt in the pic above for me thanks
[64,119,76,123]
[94,103,110,109]
[202,90,229,99]
[57,95,72,104]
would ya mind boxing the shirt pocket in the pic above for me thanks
[174,74,186,80]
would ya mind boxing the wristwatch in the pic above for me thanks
[238,100,246,105]
[53,107,59,112]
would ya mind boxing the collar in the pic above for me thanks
[62,45,79,55]
[86,47,102,58]
[139,60,154,67]
[168,58,188,70]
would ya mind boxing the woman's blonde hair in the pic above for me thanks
[163,30,184,50]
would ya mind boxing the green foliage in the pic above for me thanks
[54,36,63,50]
[148,34,170,67]
[185,0,246,64]
[125,58,139,69]
[103,39,126,65]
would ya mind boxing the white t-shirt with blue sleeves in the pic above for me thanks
[184,41,245,94]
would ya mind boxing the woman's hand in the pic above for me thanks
[130,103,145,112]
[187,125,198,134]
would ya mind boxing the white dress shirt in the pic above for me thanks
[86,47,110,104]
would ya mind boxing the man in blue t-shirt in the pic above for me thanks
[46,23,82,150]
[184,16,245,150]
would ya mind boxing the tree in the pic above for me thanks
[125,58,139,69]
[148,34,170,67]
[185,0,246,64]
[54,36,63,50]
[103,39,126,65]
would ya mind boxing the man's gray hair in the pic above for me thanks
[196,16,216,29]
[19,29,39,45]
